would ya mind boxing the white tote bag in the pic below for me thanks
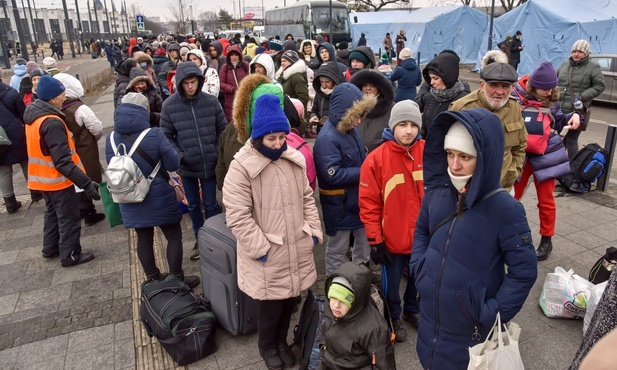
[467,312,524,370]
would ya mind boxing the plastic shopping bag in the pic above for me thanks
[539,267,594,319]
[467,312,524,370]
[583,281,608,334]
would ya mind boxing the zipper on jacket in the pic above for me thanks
[456,292,481,341]
[191,100,208,175]
[427,218,457,369]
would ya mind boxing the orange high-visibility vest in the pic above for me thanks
[26,114,84,191]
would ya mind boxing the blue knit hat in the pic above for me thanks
[269,39,283,51]
[251,94,290,139]
[37,75,66,101]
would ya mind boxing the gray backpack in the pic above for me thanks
[106,128,160,203]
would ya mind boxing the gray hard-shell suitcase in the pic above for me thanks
[198,213,258,336]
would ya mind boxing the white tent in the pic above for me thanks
[476,0,617,75]
[351,5,489,64]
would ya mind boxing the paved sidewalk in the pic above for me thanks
[0,80,616,370]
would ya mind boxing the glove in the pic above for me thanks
[371,242,392,266]
[257,254,268,263]
[83,182,101,201]
[312,236,319,245]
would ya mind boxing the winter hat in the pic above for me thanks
[30,69,48,78]
[399,48,412,61]
[290,97,305,117]
[480,62,517,84]
[36,75,65,101]
[256,46,266,55]
[379,54,389,66]
[25,61,39,74]
[251,94,291,139]
[268,39,283,51]
[283,39,298,51]
[121,92,149,111]
[281,50,299,65]
[328,276,355,307]
[388,100,422,131]
[571,39,591,56]
[43,57,57,69]
[15,58,27,66]
[151,41,160,49]
[529,61,558,90]
[444,121,477,157]
[349,50,369,66]
[515,31,522,36]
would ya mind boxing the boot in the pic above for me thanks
[189,242,200,260]
[30,190,44,203]
[536,235,553,261]
[259,347,283,370]
[84,209,106,226]
[4,196,22,214]
[277,342,296,368]
[171,271,200,289]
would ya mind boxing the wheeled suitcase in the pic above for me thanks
[198,213,258,336]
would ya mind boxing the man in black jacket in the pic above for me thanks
[510,31,524,71]
[160,62,227,260]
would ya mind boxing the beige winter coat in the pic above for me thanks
[223,141,323,301]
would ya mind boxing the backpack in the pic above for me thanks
[560,143,608,193]
[370,284,395,343]
[140,276,217,365]
[588,247,617,284]
[106,128,160,203]
[521,105,553,155]
[293,290,326,370]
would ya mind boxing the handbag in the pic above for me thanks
[588,247,617,284]
[169,176,186,202]
[467,312,524,370]
[100,181,123,228]
[0,125,11,146]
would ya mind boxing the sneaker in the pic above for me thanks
[402,311,421,329]
[183,275,200,289]
[61,252,95,267]
[189,242,200,260]
[277,342,296,368]
[259,347,283,370]
[392,319,407,342]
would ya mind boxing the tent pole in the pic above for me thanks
[487,0,495,51]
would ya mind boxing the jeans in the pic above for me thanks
[0,161,28,197]
[135,223,183,277]
[381,253,419,320]
[325,228,370,275]
[181,176,219,238]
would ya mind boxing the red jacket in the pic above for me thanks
[219,44,249,122]
[359,136,424,254]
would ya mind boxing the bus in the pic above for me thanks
[264,1,354,47]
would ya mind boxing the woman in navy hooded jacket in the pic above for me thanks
[409,108,537,370]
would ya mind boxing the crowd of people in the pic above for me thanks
[0,30,610,369]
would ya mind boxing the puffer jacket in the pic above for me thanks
[316,42,348,76]
[350,69,395,153]
[390,57,421,102]
[409,109,537,370]
[10,64,27,91]
[222,140,323,301]
[113,58,137,107]
[219,44,249,122]
[449,89,527,191]
[557,56,605,130]
[359,129,424,254]
[276,58,309,109]
[314,83,376,236]
[160,62,227,179]
[157,42,180,97]
[0,82,27,166]
[133,52,159,90]
[242,42,258,59]
[125,67,163,127]
[320,262,396,370]
[106,103,181,228]
[311,61,345,121]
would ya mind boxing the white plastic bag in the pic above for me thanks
[467,312,524,370]
[539,267,594,319]
[583,281,608,334]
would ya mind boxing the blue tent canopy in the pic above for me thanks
[476,0,617,75]
[351,5,489,64]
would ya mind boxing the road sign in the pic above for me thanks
[137,22,145,32]
[136,15,144,23]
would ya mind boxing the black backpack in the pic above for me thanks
[140,276,217,365]
[589,247,617,284]
[560,143,608,193]
[293,290,327,370]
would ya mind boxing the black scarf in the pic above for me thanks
[255,141,288,161]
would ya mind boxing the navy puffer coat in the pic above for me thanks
[390,57,421,102]
[160,62,227,179]
[105,103,181,228]
[0,82,27,166]
[410,109,537,370]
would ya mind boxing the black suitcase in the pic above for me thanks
[198,213,258,336]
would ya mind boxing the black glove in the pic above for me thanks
[370,242,393,266]
[83,182,101,201]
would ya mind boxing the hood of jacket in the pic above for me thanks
[349,69,394,118]
[209,40,223,56]
[186,49,207,67]
[325,262,372,322]
[134,52,153,67]
[299,39,317,59]
[328,82,376,133]
[126,67,155,91]
[481,50,508,70]
[317,42,336,63]
[422,53,459,89]
[174,61,205,98]
[13,64,26,76]
[53,73,84,99]
[233,73,284,143]
[225,44,243,66]
[23,98,65,124]
[312,61,345,95]
[115,58,138,76]
[350,46,376,69]
[113,101,151,135]
[424,109,504,206]
[249,53,276,81]
[278,58,307,81]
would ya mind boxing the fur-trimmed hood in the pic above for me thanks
[300,39,317,59]
[349,69,394,118]
[233,73,284,143]
[134,51,153,67]
[328,82,377,133]
[126,67,155,90]
[481,50,508,70]
[276,58,307,81]
[249,53,276,81]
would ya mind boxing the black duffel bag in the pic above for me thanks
[140,276,217,365]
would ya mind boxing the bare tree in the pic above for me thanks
[499,0,526,11]
[166,0,200,34]
[348,0,412,12]
[199,11,218,33]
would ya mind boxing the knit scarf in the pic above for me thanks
[430,80,465,103]
[255,141,288,161]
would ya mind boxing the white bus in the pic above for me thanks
[264,1,354,46]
